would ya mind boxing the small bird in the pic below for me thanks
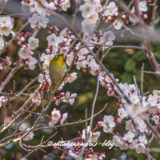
[49,53,67,90]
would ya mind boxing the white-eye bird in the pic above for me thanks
[49,53,67,90]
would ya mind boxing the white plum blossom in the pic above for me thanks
[23,128,34,141]
[62,92,77,105]
[87,12,99,24]
[28,13,49,29]
[0,36,5,50]
[18,48,30,60]
[47,33,61,47]
[60,113,68,125]
[54,92,77,105]
[88,57,100,75]
[49,108,61,126]
[19,123,34,141]
[0,96,7,107]
[19,123,29,131]
[67,72,77,83]
[124,103,145,118]
[28,37,39,50]
[84,0,100,4]
[113,135,129,150]
[118,108,128,119]
[139,1,148,12]
[66,53,74,66]
[38,73,51,85]
[134,143,146,153]
[101,115,116,133]
[113,19,123,30]
[138,135,148,145]
[125,120,136,133]
[28,57,38,70]
[0,63,3,70]
[82,126,101,142]
[30,92,41,104]
[61,0,71,11]
[81,19,96,33]
[80,4,96,18]
[152,115,159,124]
[0,16,14,36]
[99,31,115,48]
[123,131,135,143]
[34,1,47,16]
[104,2,118,16]
[134,117,148,133]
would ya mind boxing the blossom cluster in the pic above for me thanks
[22,0,71,16]
[49,108,68,126]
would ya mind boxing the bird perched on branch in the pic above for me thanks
[49,53,67,90]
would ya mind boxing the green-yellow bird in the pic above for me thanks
[49,54,67,90]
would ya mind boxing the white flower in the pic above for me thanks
[80,4,96,18]
[67,72,77,83]
[18,48,30,60]
[124,103,145,118]
[87,11,99,24]
[138,135,147,145]
[90,131,101,142]
[123,131,135,143]
[99,31,115,47]
[88,57,100,74]
[76,60,88,70]
[86,154,98,160]
[135,143,145,153]
[102,115,116,133]
[0,36,5,50]
[125,120,136,133]
[139,1,148,12]
[23,128,34,141]
[95,4,102,13]
[0,96,7,107]
[49,108,61,126]
[113,135,129,150]
[28,57,37,70]
[19,123,29,131]
[0,63,3,70]
[28,37,39,50]
[38,74,45,83]
[61,0,71,11]
[34,1,47,16]
[113,19,123,30]
[30,92,41,104]
[40,53,47,61]
[28,13,49,29]
[134,117,147,133]
[78,48,89,57]
[5,56,12,66]
[84,0,100,4]
[118,108,128,119]
[152,115,159,124]
[61,92,77,105]
[44,54,54,65]
[104,2,118,16]
[0,16,14,36]
[47,33,61,46]
[82,126,100,142]
[66,53,74,66]
[0,16,13,27]
[81,19,96,33]
[60,113,68,124]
